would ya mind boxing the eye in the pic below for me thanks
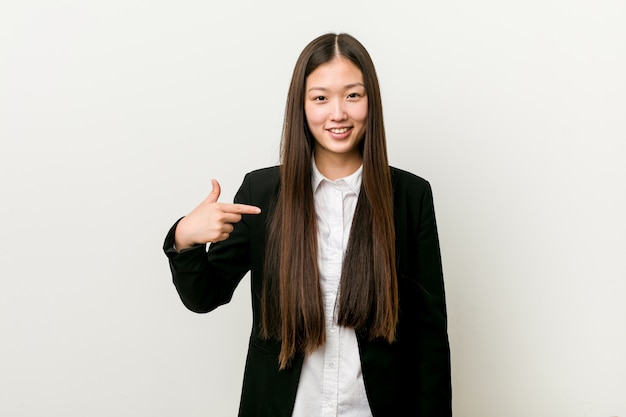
[347,92,361,99]
[313,95,327,101]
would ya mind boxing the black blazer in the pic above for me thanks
[164,166,452,417]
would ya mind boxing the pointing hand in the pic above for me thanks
[174,179,261,251]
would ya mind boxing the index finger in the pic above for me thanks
[220,203,261,215]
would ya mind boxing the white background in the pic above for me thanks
[1,1,625,416]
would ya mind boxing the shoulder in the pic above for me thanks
[390,166,432,194]
[389,167,438,225]
[246,165,280,179]
[234,166,280,206]
[241,166,281,187]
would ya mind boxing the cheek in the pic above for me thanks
[353,102,368,123]
[304,104,325,127]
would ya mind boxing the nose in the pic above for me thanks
[330,99,347,121]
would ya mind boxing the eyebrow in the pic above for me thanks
[307,82,365,92]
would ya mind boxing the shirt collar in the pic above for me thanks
[311,158,363,195]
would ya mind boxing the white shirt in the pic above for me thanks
[291,162,373,417]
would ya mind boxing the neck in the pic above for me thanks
[313,151,362,180]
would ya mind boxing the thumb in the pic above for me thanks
[206,178,221,204]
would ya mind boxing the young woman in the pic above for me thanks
[164,32,452,417]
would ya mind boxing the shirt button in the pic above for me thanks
[329,362,335,368]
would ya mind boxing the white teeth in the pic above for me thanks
[329,128,349,134]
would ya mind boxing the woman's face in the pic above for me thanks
[304,57,368,169]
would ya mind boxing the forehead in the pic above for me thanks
[306,57,364,87]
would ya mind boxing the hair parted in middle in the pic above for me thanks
[262,32,398,370]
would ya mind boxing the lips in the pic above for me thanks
[328,127,350,134]
[326,127,353,140]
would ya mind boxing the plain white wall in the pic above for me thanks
[1,1,624,416]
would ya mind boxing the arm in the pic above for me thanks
[414,182,452,416]
[163,175,259,313]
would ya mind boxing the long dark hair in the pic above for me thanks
[262,33,397,370]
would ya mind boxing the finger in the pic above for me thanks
[220,203,261,215]
[205,179,221,204]
[219,212,244,224]
[212,232,231,243]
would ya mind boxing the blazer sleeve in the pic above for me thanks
[392,168,452,416]
[415,181,452,416]
[163,173,256,313]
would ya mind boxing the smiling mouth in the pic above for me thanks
[328,127,350,134]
